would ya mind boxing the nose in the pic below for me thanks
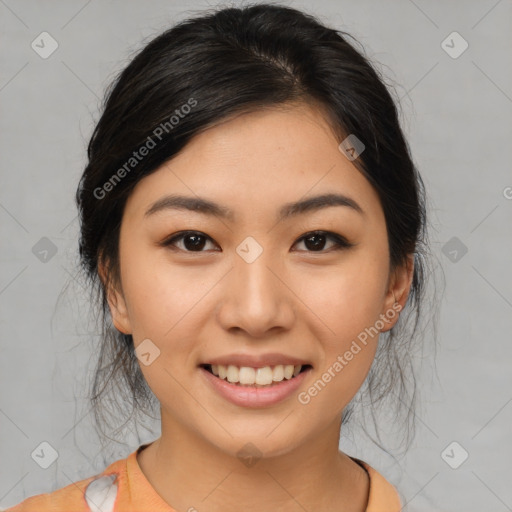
[216,246,295,337]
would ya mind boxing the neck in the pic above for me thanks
[137,412,369,512]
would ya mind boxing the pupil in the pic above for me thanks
[305,234,325,251]
[185,234,205,251]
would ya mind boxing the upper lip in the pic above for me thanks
[201,353,312,368]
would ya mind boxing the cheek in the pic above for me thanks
[300,270,383,409]
[293,251,388,396]
[118,247,205,398]
[296,256,389,337]
[118,241,199,340]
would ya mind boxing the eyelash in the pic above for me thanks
[160,230,354,254]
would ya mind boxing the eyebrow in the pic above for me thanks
[144,192,364,221]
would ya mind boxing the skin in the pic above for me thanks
[101,102,414,512]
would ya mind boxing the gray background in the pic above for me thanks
[1,0,511,511]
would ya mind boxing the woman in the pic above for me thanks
[7,3,431,511]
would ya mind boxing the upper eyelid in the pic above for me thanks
[161,231,218,251]
[162,230,352,250]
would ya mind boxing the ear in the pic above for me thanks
[98,259,132,335]
[380,254,414,333]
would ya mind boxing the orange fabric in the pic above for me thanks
[5,445,402,512]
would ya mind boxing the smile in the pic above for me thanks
[199,363,313,408]
[201,363,312,387]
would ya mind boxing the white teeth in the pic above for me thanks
[226,365,239,383]
[283,365,294,380]
[255,366,273,385]
[272,365,284,381]
[239,366,256,385]
[207,364,304,386]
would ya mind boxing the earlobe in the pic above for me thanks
[108,291,132,335]
[381,254,415,332]
[98,260,132,335]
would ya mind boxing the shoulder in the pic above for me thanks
[3,458,126,512]
[350,457,402,512]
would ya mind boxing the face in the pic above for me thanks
[103,103,413,459]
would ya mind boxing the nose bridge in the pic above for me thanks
[234,240,281,308]
[217,238,294,335]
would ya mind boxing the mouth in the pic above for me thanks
[199,363,313,388]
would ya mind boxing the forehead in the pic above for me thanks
[123,104,384,225]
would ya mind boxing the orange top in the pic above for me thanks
[5,445,402,512]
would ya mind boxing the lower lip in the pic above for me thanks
[199,366,312,408]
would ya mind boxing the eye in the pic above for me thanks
[160,231,218,252]
[293,230,354,252]
[161,230,353,253]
